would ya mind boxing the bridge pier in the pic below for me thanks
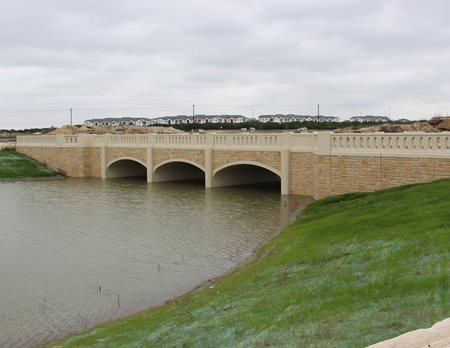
[281,149,290,195]
[204,148,213,188]
[146,146,154,183]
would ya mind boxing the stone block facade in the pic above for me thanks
[290,155,450,199]
[289,152,315,196]
[213,150,281,173]
[17,147,93,177]
[89,148,102,178]
[154,148,205,168]
[106,147,146,166]
[17,145,450,200]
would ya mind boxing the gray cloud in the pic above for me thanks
[1,0,450,128]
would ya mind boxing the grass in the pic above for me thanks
[0,150,58,178]
[47,180,450,347]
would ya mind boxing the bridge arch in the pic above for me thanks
[213,161,281,190]
[106,157,147,179]
[153,159,205,183]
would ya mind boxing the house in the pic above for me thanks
[258,114,293,123]
[149,115,248,125]
[258,114,340,123]
[258,115,273,123]
[350,115,390,123]
[318,116,340,122]
[84,117,154,126]
[291,115,315,122]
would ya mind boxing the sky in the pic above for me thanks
[1,0,450,129]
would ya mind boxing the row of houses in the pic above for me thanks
[349,115,391,123]
[258,114,392,123]
[84,114,397,127]
[258,114,340,123]
[152,115,248,125]
[84,115,248,127]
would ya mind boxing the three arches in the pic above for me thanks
[106,158,281,191]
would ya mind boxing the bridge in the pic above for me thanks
[16,132,450,199]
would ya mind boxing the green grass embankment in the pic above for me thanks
[49,180,450,347]
[0,150,58,178]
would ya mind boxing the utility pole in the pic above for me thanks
[317,104,320,124]
[190,104,195,132]
[70,108,73,126]
[252,108,254,119]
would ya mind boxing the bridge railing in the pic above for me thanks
[331,133,450,154]
[105,134,152,145]
[291,133,315,151]
[16,135,57,145]
[15,132,450,157]
[213,134,283,148]
[154,134,207,147]
[16,134,83,146]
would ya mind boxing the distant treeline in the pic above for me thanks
[0,127,56,134]
[2,120,411,134]
[169,120,389,131]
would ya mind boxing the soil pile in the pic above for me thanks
[334,117,450,133]
[428,116,450,131]
[48,125,184,135]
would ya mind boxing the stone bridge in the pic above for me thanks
[16,132,450,199]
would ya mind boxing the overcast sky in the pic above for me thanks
[1,0,450,128]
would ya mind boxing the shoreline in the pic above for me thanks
[42,179,450,347]
[0,150,59,179]
[38,198,311,347]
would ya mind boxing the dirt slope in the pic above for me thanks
[48,125,184,135]
[334,117,450,133]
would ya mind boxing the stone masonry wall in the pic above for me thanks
[213,150,281,173]
[17,146,450,199]
[289,152,315,196]
[89,148,101,178]
[153,148,205,168]
[310,155,450,199]
[17,147,92,177]
[106,147,146,166]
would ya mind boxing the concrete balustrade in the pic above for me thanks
[16,132,450,198]
[331,133,450,155]
[17,132,450,156]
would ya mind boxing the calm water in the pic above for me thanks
[0,178,312,348]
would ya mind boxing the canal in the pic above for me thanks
[0,178,312,347]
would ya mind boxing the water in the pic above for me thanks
[0,178,312,347]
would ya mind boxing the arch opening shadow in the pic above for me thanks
[213,164,281,191]
[154,162,205,184]
[107,159,147,179]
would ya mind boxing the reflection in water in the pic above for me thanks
[0,178,312,348]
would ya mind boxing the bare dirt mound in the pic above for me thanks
[48,125,184,135]
[334,120,444,133]
[428,116,450,131]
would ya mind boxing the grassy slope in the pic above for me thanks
[50,180,449,348]
[0,151,57,178]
